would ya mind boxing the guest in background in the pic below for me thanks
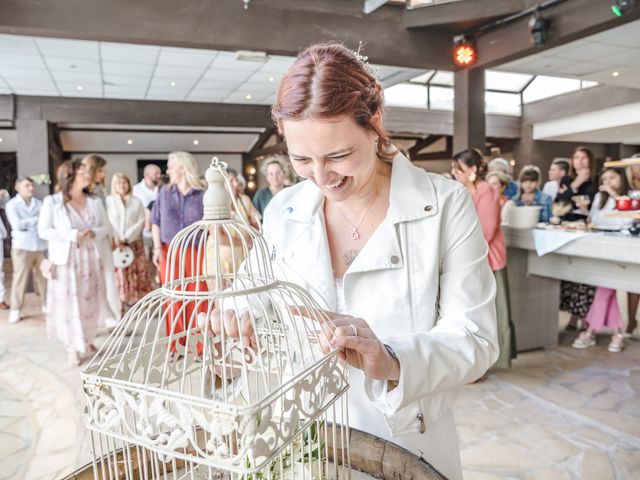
[555,147,598,222]
[452,149,516,369]
[82,154,109,201]
[558,147,599,331]
[38,159,111,366]
[572,168,633,353]
[626,153,640,192]
[252,155,287,217]
[106,173,151,309]
[132,163,161,208]
[542,159,570,201]
[151,151,205,352]
[0,194,7,311]
[488,157,518,199]
[486,171,510,203]
[82,153,120,325]
[5,177,47,324]
[511,166,553,223]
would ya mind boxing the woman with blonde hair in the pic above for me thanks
[106,173,151,308]
[151,151,206,352]
[81,153,121,326]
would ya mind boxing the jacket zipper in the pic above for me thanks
[417,413,426,433]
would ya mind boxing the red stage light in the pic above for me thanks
[453,42,477,67]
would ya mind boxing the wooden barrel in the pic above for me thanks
[61,428,447,480]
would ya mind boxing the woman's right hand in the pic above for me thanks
[571,169,590,191]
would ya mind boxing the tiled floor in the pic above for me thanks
[0,293,638,479]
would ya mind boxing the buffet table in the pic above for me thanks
[504,227,640,351]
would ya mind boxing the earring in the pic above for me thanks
[468,172,477,183]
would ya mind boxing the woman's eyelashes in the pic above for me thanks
[289,152,353,163]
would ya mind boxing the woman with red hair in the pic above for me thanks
[211,43,498,479]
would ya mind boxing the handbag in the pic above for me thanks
[113,245,135,269]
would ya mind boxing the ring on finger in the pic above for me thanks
[349,324,358,336]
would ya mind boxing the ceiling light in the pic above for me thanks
[453,35,477,67]
[70,64,77,69]
[235,50,268,62]
[0,138,3,143]
[77,85,83,91]
[247,166,256,175]
[611,0,635,16]
[528,9,550,46]
[247,180,256,190]
[245,94,253,100]
[127,139,133,145]
[268,76,275,82]
[193,139,199,145]
[510,160,516,166]
[612,71,620,77]
[170,81,176,87]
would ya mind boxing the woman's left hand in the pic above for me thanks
[292,307,400,382]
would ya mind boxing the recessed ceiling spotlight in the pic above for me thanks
[245,94,252,100]
[268,76,275,82]
[170,81,177,87]
[612,71,620,77]
[127,139,133,145]
[77,85,83,91]
[70,64,77,69]
[193,139,199,145]
[0,138,3,143]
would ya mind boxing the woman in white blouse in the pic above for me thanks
[38,159,112,366]
[106,173,151,308]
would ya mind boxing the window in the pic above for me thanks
[522,75,581,103]
[485,91,521,116]
[485,70,532,92]
[429,86,454,110]
[384,83,428,109]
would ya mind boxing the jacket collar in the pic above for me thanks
[281,152,439,225]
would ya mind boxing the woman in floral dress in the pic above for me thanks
[38,159,111,367]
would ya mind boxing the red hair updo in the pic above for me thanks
[271,42,395,160]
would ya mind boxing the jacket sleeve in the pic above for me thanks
[5,201,37,231]
[37,196,78,243]
[364,186,499,417]
[124,198,145,242]
[90,198,112,240]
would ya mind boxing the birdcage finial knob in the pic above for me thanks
[203,156,231,220]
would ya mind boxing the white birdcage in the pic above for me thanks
[81,158,351,479]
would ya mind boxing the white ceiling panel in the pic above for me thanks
[153,65,206,79]
[102,61,154,76]
[103,74,148,87]
[0,53,46,69]
[0,36,38,55]
[0,33,441,105]
[201,69,253,82]
[497,19,640,90]
[104,85,147,98]
[157,48,217,67]
[100,43,160,64]
[36,38,99,59]
[45,57,100,73]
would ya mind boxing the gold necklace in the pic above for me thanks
[334,189,381,241]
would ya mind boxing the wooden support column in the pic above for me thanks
[453,68,485,155]
[15,119,59,197]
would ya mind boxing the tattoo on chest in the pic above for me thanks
[343,249,360,267]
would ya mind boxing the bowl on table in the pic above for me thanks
[505,205,542,229]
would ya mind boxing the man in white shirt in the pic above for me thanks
[132,163,161,208]
[0,189,8,310]
[5,177,47,323]
[542,159,570,201]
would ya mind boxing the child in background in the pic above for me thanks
[511,166,553,223]
[572,168,633,353]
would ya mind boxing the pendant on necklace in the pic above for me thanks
[352,229,360,240]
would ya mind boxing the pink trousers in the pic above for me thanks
[585,287,623,332]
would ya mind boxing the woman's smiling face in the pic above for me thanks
[282,116,380,203]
